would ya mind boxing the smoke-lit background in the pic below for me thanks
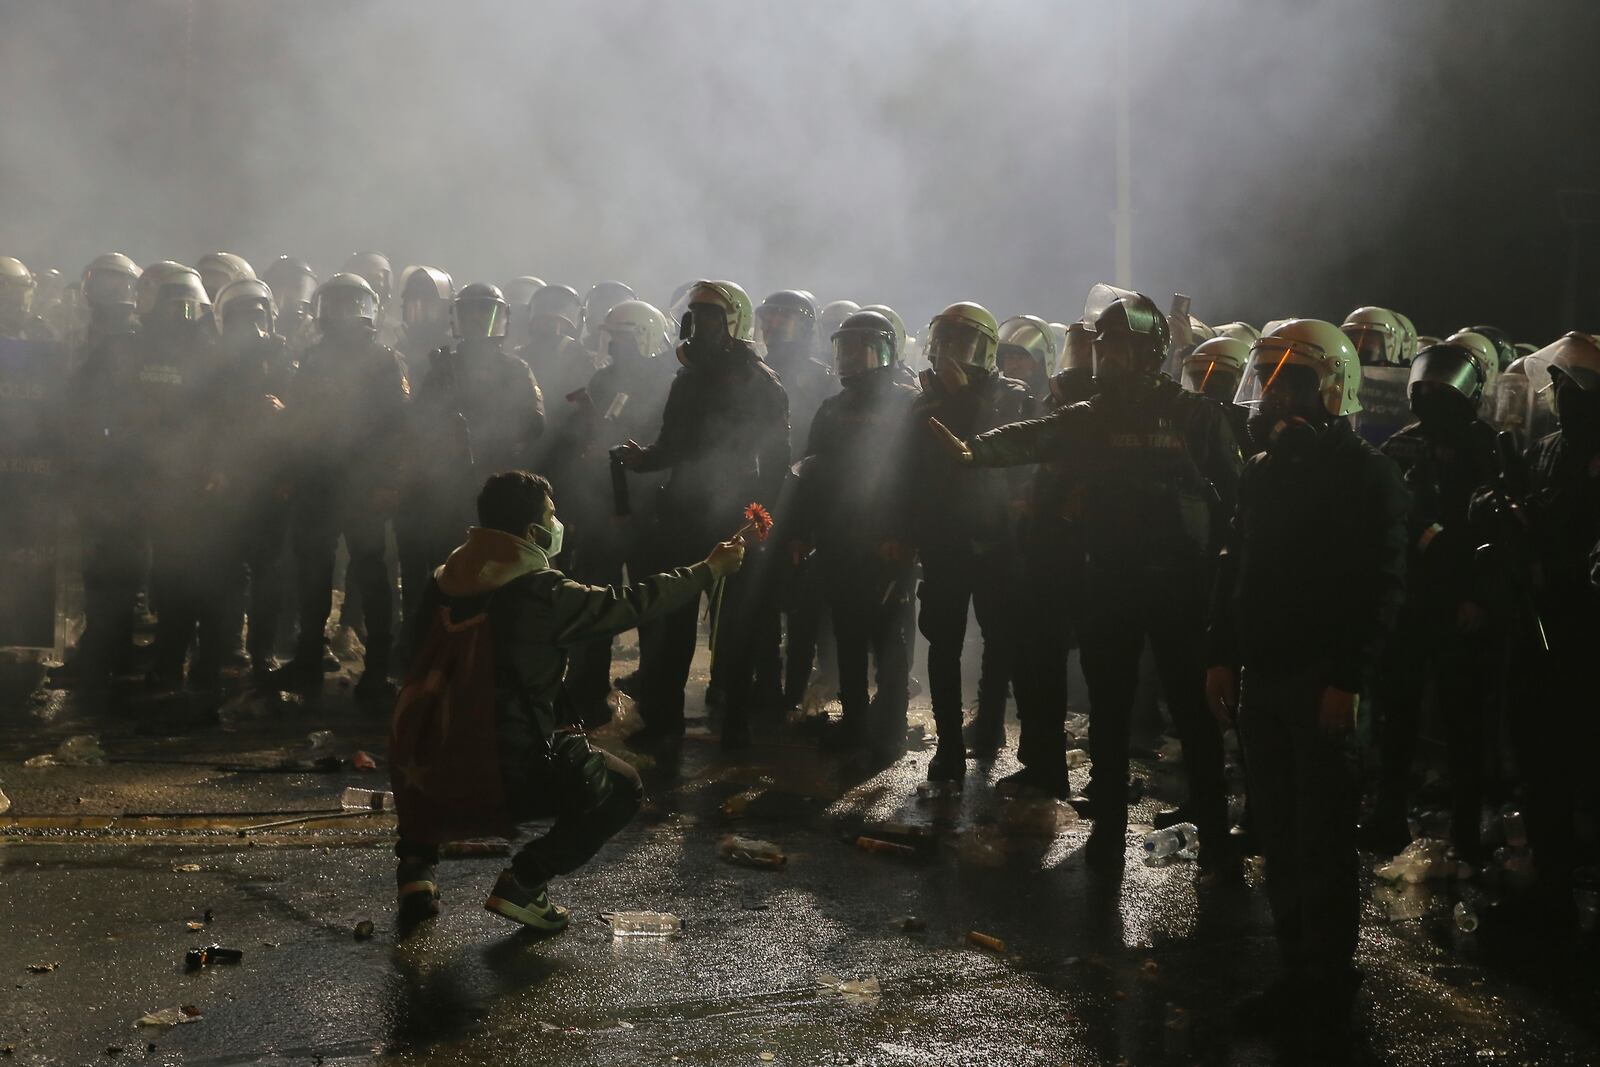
[4,0,1599,340]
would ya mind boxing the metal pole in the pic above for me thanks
[1114,3,1133,288]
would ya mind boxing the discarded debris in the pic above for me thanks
[306,730,337,757]
[172,864,202,873]
[890,915,926,933]
[966,930,1005,954]
[718,834,786,869]
[25,962,57,973]
[855,836,917,859]
[1374,838,1469,884]
[340,787,395,812]
[351,750,378,771]
[603,912,683,938]
[957,828,1006,868]
[183,945,242,971]
[185,922,205,932]
[0,786,10,816]
[353,920,375,940]
[135,1005,201,1028]
[915,780,961,801]
[1142,823,1200,863]
[1063,748,1089,769]
[24,733,105,768]
[816,973,882,999]
[217,689,303,728]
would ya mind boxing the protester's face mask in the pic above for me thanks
[530,513,564,558]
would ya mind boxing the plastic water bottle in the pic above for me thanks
[1453,900,1479,933]
[606,911,683,938]
[1142,822,1200,860]
[340,787,395,811]
[1064,748,1089,768]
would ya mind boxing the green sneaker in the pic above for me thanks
[484,869,569,932]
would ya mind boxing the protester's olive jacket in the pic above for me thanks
[407,527,714,774]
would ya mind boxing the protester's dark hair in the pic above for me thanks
[476,470,553,534]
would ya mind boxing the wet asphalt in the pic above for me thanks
[1,644,1598,1066]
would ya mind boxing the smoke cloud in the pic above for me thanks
[3,0,1597,339]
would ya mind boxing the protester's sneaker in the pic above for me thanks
[396,863,440,928]
[484,870,569,932]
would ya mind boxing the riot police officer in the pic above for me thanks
[517,284,593,417]
[580,281,636,352]
[931,288,1239,869]
[210,278,296,683]
[1182,335,1255,455]
[195,252,255,303]
[272,273,410,701]
[613,280,790,750]
[912,301,1031,783]
[401,282,545,639]
[0,257,55,341]
[1205,319,1408,1038]
[397,266,456,373]
[261,256,319,357]
[791,310,919,760]
[1361,340,1502,859]
[995,314,1057,409]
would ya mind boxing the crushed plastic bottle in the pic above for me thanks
[605,911,683,938]
[718,834,786,869]
[1142,822,1200,861]
[1375,838,1454,884]
[306,730,337,758]
[915,780,961,801]
[136,1005,202,1028]
[1374,883,1429,921]
[1453,901,1479,933]
[0,785,10,816]
[1063,748,1089,769]
[339,787,395,811]
[815,973,881,1000]
[27,734,106,767]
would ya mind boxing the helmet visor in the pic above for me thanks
[600,323,646,362]
[317,286,376,325]
[1182,358,1238,396]
[454,296,507,339]
[1343,325,1393,366]
[758,306,811,346]
[84,268,137,308]
[926,319,986,367]
[686,301,730,343]
[1409,344,1483,400]
[833,330,889,377]
[1235,340,1324,409]
[220,296,272,336]
[152,281,208,324]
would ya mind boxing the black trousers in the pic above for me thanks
[1373,603,1497,855]
[396,745,643,888]
[917,546,1014,748]
[149,490,229,685]
[229,491,291,667]
[637,522,763,736]
[1011,525,1081,777]
[1238,668,1360,988]
[823,552,912,742]
[75,489,145,679]
[292,485,394,674]
[1077,567,1226,840]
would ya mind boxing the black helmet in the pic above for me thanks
[1087,285,1168,378]
[1466,325,1518,372]
[831,309,898,375]
[528,283,583,338]
[452,282,509,340]
[312,272,378,328]
[757,289,818,349]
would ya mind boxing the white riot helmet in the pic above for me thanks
[682,280,755,343]
[1183,336,1251,399]
[860,304,908,362]
[997,314,1058,378]
[215,277,276,337]
[599,299,670,362]
[1340,306,1405,367]
[1212,321,1260,345]
[81,253,141,310]
[196,251,255,301]
[817,300,861,346]
[136,261,193,320]
[146,266,211,326]
[1236,318,1362,417]
[1524,331,1600,394]
[1393,313,1419,365]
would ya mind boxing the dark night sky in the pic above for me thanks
[3,0,1599,341]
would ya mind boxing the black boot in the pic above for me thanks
[926,741,967,783]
